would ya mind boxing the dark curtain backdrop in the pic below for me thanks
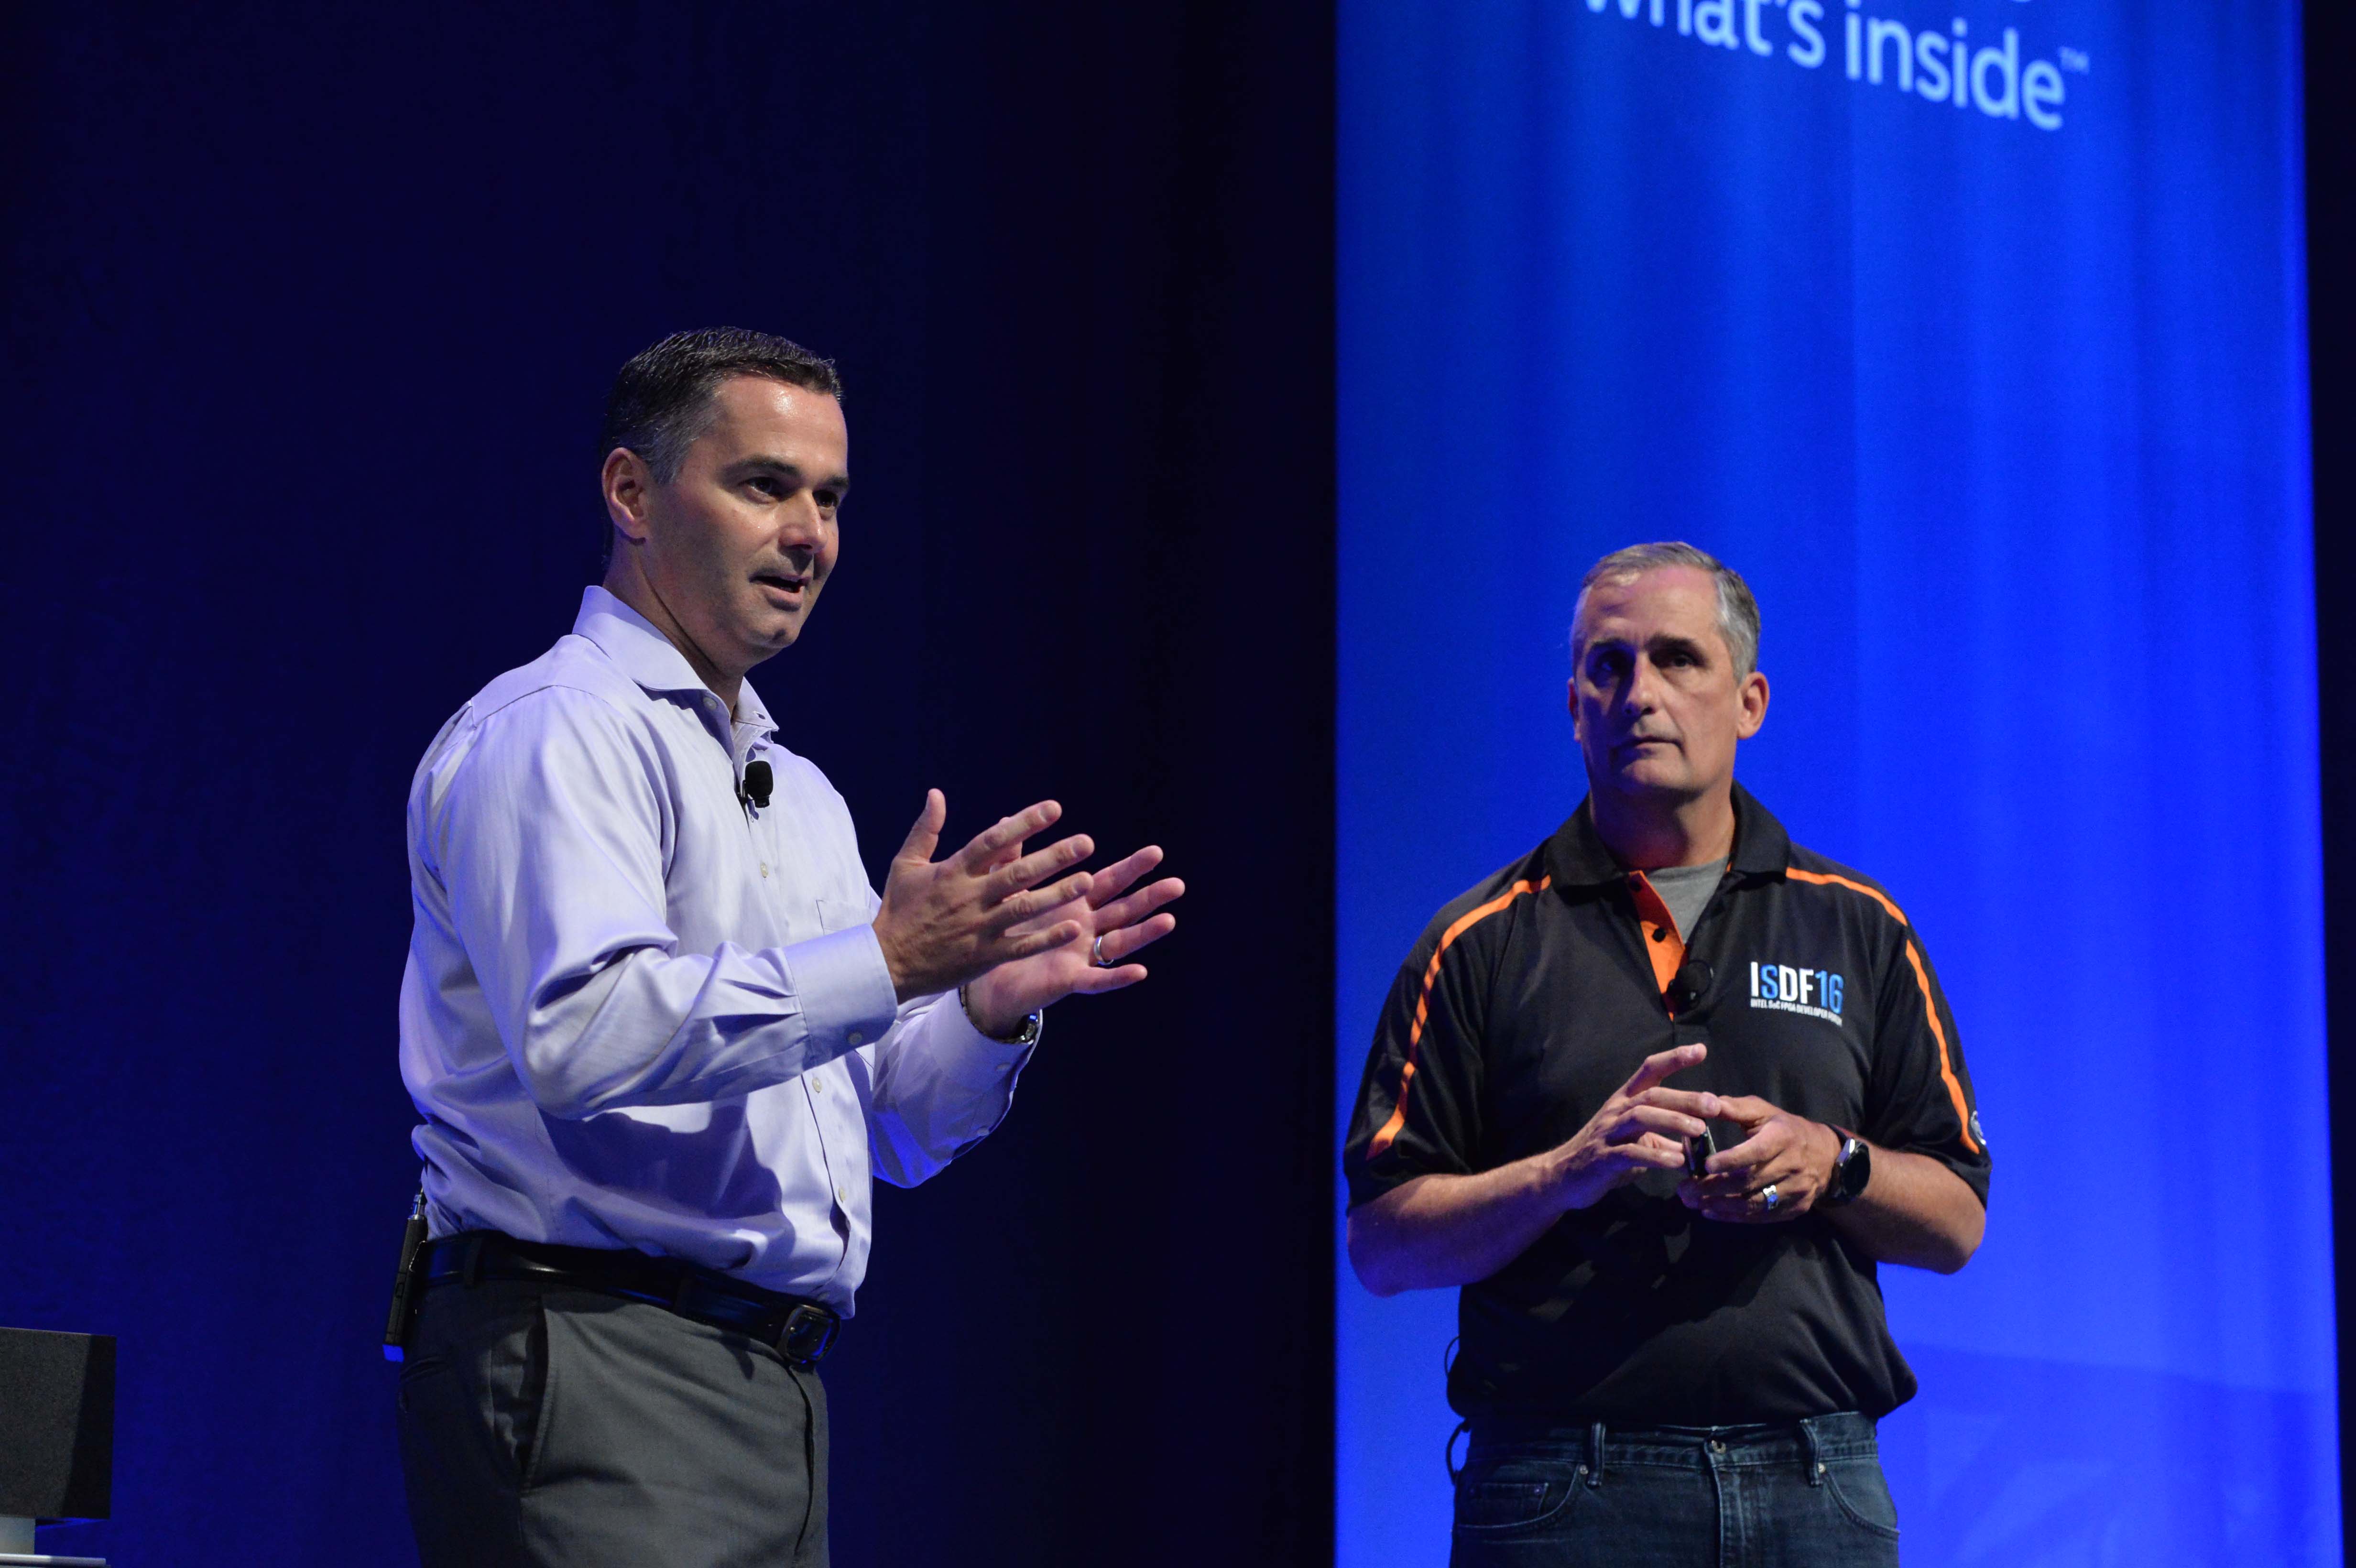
[0,5,1333,1565]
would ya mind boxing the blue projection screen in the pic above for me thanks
[1335,1,2328,1563]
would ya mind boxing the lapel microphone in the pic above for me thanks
[740,760,774,810]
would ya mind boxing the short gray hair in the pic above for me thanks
[1571,541,1761,678]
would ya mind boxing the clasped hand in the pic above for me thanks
[872,791,1184,1036]
[1679,1092,1843,1223]
[1548,1044,1841,1222]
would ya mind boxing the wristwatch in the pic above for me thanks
[1821,1130,1871,1208]
[959,983,1042,1047]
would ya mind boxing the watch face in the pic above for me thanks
[1841,1139,1870,1199]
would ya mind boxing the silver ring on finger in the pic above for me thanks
[1761,1183,1781,1211]
[1092,935,1112,967]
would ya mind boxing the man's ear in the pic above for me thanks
[602,447,656,544]
[1567,677,1585,744]
[1735,670,1771,740]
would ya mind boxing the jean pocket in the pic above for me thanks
[1454,1461,1578,1532]
[1823,1458,1902,1540]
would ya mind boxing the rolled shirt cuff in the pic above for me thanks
[778,923,903,1057]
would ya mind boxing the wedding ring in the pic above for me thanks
[1761,1184,1781,1211]
[1092,935,1112,967]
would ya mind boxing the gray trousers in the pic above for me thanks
[396,1277,829,1568]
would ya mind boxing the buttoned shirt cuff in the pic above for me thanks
[942,987,1044,1088]
[779,924,902,1058]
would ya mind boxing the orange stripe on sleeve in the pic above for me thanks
[1784,867,1909,926]
[1364,876,1551,1161]
[1784,868,1979,1154]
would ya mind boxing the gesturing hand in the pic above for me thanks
[1545,1044,1722,1213]
[1678,1095,1842,1222]
[872,792,1096,1001]
[963,844,1186,1036]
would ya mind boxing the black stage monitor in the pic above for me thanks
[0,1327,114,1521]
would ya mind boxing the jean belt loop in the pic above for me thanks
[1801,1417,1824,1486]
[1587,1422,1606,1489]
[460,1233,485,1289]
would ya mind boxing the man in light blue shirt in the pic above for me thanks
[393,327,1182,1568]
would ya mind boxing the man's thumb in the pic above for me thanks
[897,788,947,863]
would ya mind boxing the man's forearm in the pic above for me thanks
[1824,1145,1985,1273]
[864,988,1034,1187]
[1349,1045,1715,1296]
[1347,1156,1571,1297]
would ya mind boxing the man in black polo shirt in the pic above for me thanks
[1344,542,1989,1567]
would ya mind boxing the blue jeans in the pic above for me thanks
[1449,1412,1901,1567]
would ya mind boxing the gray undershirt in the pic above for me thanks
[1644,857,1729,940]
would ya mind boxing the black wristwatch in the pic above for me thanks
[1821,1130,1871,1208]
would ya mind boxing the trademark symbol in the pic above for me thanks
[2058,47,2090,74]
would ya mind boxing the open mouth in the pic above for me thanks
[753,571,809,601]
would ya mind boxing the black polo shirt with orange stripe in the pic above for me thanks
[1344,784,1989,1426]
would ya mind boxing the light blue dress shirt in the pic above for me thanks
[399,587,1036,1312]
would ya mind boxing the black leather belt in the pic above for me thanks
[420,1231,842,1368]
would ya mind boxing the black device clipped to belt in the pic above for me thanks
[383,1188,429,1362]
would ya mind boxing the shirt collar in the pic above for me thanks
[733,680,778,740]
[572,586,779,742]
[1544,780,1792,889]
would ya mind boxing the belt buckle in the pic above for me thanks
[777,1303,838,1367]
